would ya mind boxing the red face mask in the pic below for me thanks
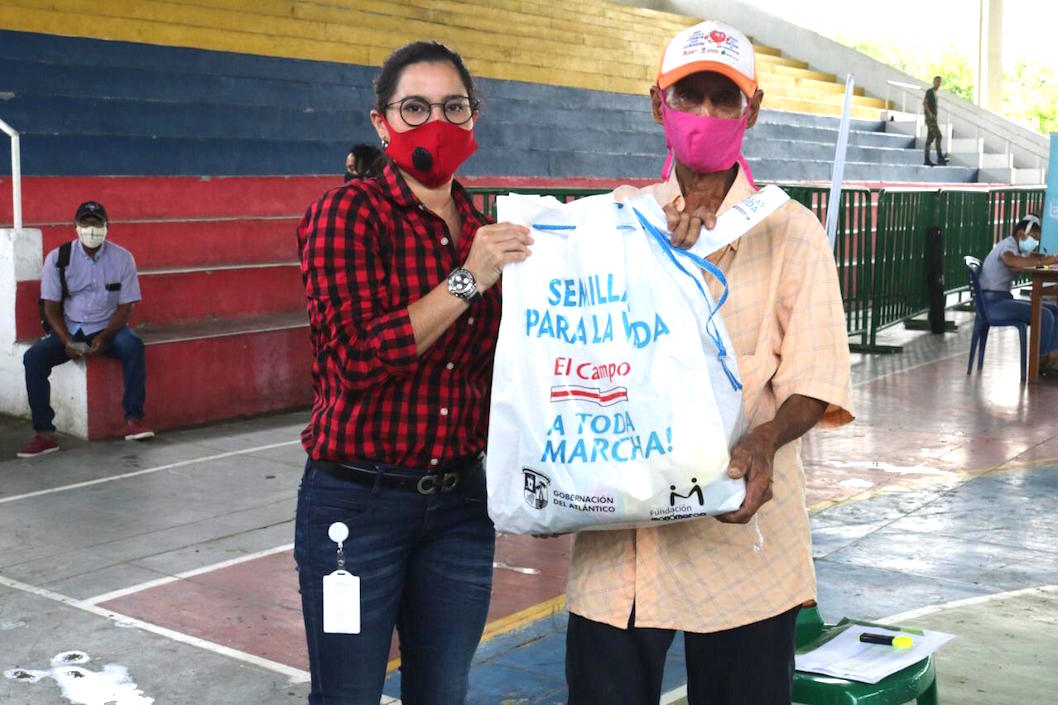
[382,117,478,188]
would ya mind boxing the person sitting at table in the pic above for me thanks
[978,213,1058,372]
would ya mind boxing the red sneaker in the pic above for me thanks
[124,419,155,441]
[16,434,59,458]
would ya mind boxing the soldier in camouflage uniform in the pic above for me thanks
[923,76,947,166]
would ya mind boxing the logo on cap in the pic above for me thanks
[709,30,727,44]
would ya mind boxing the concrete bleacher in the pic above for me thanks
[748,112,978,183]
[0,27,969,182]
[0,0,981,437]
[0,176,328,437]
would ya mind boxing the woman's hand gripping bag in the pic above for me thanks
[486,192,747,534]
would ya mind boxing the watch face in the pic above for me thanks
[449,269,476,296]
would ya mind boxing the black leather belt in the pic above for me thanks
[312,455,482,495]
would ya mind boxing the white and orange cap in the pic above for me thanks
[657,20,757,98]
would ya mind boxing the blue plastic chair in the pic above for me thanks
[965,256,1028,381]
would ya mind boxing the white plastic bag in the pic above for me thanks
[486,191,748,534]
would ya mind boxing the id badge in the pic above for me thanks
[323,570,361,634]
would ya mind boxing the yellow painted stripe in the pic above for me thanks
[384,595,568,673]
[384,454,1058,677]
[480,594,567,644]
[0,0,881,115]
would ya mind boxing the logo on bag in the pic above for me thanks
[669,478,704,507]
[550,385,629,407]
[522,468,550,509]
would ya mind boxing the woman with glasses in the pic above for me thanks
[294,41,533,704]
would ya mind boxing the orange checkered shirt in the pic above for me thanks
[567,166,855,633]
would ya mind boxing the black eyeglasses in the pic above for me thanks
[384,96,479,126]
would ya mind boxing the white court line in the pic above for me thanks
[0,573,404,703]
[657,585,1058,703]
[84,543,296,605]
[0,439,300,505]
[883,583,1058,623]
[0,573,309,684]
[660,685,688,704]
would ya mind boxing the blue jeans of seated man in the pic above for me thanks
[294,458,495,705]
[23,326,146,433]
[982,290,1058,357]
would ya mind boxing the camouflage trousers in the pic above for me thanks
[924,117,943,161]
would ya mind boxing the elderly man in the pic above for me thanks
[18,201,152,458]
[563,21,854,705]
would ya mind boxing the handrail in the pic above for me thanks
[883,81,1048,172]
[0,117,22,230]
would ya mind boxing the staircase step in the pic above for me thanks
[0,175,334,224]
[756,110,886,132]
[84,313,310,438]
[39,217,303,270]
[743,138,926,166]
[14,262,304,339]
[0,95,373,142]
[750,122,914,149]
[747,157,978,183]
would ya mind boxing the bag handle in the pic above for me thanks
[632,207,742,392]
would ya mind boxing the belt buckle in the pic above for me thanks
[416,474,439,495]
[416,471,460,495]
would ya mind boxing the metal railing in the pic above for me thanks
[884,81,1048,172]
[467,183,1047,353]
[0,117,22,230]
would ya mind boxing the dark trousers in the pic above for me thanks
[23,326,146,432]
[982,290,1058,357]
[294,458,495,705]
[566,605,800,705]
[924,118,943,161]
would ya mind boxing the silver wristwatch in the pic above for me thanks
[447,268,482,305]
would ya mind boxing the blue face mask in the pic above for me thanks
[1019,236,1039,255]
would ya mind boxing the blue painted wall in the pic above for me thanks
[0,30,665,177]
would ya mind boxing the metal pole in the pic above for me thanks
[11,133,21,231]
[0,117,22,231]
[826,74,855,246]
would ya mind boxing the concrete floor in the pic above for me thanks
[2,309,1057,704]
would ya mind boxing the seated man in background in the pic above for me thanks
[18,201,153,458]
[978,213,1058,373]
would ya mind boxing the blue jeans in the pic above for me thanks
[294,458,495,705]
[23,326,146,432]
[982,291,1058,357]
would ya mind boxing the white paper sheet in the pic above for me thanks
[795,623,954,684]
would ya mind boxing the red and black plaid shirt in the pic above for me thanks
[297,162,500,469]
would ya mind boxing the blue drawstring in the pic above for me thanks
[631,208,742,392]
[533,224,636,232]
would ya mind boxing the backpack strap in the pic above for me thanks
[56,241,72,301]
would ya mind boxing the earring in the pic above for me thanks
[381,137,389,149]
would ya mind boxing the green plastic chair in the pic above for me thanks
[793,603,939,705]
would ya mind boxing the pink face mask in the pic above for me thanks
[660,97,754,186]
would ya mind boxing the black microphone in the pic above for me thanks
[412,147,433,171]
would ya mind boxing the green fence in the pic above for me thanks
[467,183,1047,353]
